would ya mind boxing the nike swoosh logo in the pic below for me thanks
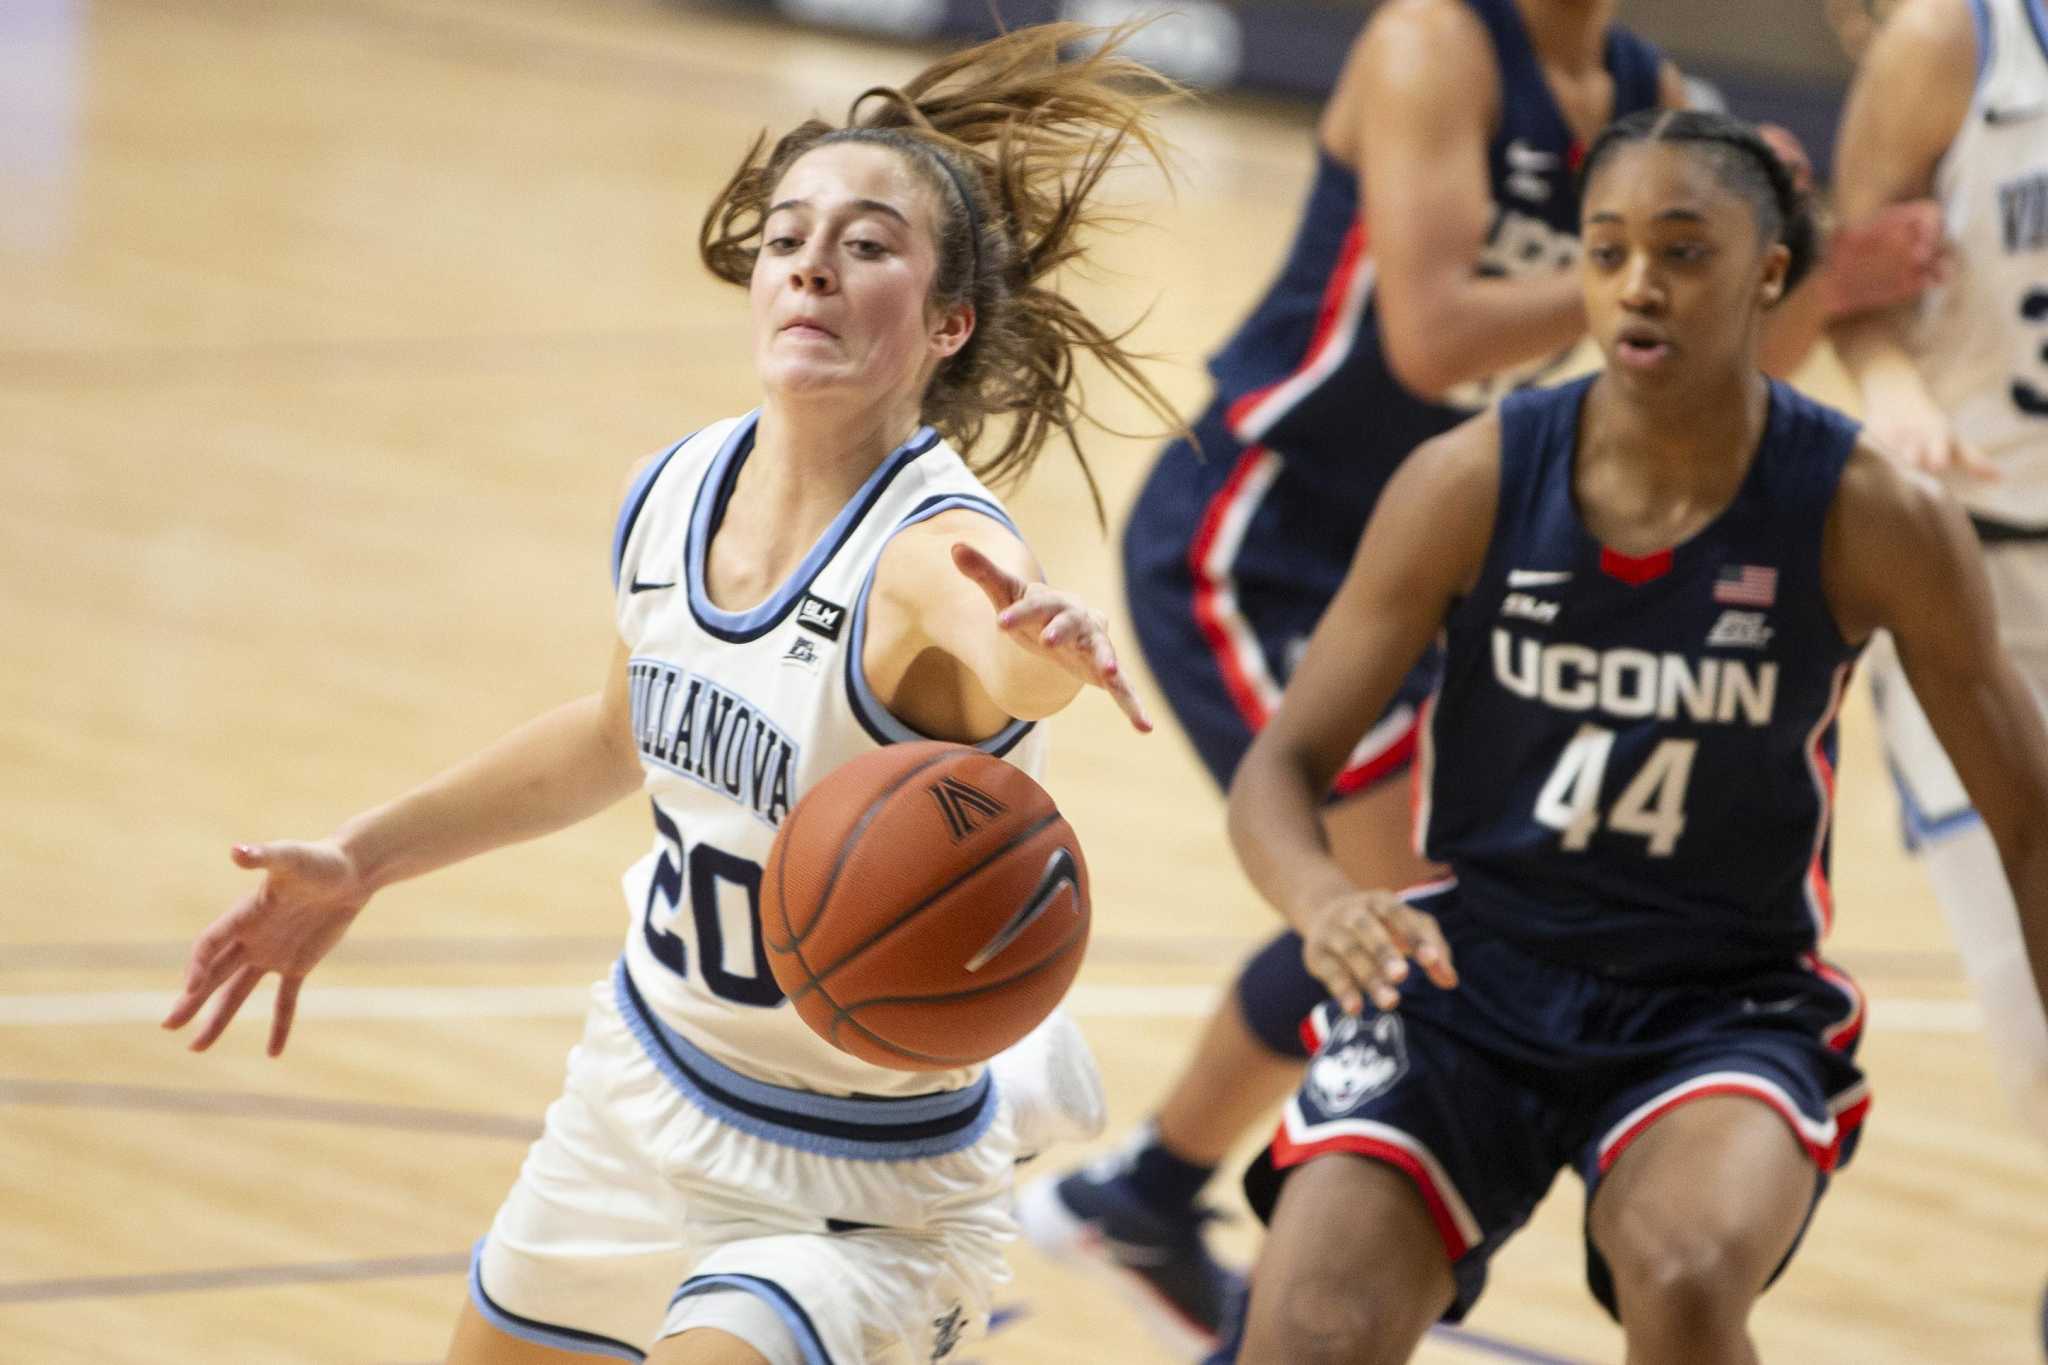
[964,847,1079,972]
[1506,569,1573,587]
[629,578,676,594]
[1986,103,2046,126]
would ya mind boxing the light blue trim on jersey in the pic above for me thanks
[469,1239,646,1361]
[1968,0,1995,84]
[842,493,1035,755]
[670,1274,834,1365]
[685,413,941,637]
[612,437,690,590]
[612,960,996,1160]
[1887,760,1984,852]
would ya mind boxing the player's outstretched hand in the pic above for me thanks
[1865,382,2000,481]
[951,541,1154,734]
[1302,888,1458,1016]
[162,840,371,1057]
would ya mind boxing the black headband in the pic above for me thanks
[933,152,984,287]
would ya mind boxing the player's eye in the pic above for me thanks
[1587,244,1625,269]
[765,234,801,253]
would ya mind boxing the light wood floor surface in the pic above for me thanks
[2,1,2042,1361]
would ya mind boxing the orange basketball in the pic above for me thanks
[762,741,1090,1072]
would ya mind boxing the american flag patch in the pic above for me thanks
[1713,564,1778,607]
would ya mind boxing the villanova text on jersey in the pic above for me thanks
[628,657,797,828]
[1418,375,1864,979]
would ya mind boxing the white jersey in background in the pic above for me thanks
[611,411,1046,1102]
[1909,0,2048,523]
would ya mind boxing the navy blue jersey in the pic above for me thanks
[1207,0,1663,529]
[1417,376,1865,980]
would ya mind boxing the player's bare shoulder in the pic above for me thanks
[1823,437,1980,644]
[1321,0,1497,163]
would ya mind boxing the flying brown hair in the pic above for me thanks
[700,22,1190,520]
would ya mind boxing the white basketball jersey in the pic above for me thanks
[610,413,1045,1098]
[1908,0,2048,523]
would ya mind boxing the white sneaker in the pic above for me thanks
[990,1007,1106,1159]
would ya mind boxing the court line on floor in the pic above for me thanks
[0,1079,541,1138]
[0,932,1268,972]
[0,1254,468,1304]
[0,984,1988,1032]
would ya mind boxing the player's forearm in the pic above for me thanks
[1380,271,1585,401]
[1227,740,1359,935]
[337,693,642,893]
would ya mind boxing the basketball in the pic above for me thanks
[762,741,1091,1072]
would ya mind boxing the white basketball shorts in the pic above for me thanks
[468,962,1019,1363]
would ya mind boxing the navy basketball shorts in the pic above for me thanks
[1122,402,1441,798]
[1243,882,1871,1321]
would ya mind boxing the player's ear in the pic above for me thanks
[1758,242,1790,309]
[931,300,974,358]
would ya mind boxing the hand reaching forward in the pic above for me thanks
[1302,889,1459,1016]
[951,541,1154,733]
[162,841,372,1056]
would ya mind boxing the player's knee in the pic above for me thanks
[1243,1271,1412,1365]
[1606,1228,1753,1334]
[1233,931,1322,1059]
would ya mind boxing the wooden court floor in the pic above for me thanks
[1,0,2042,1360]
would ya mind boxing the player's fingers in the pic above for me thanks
[1094,646,1154,733]
[1399,908,1459,987]
[186,919,241,986]
[1326,914,1403,1010]
[268,976,303,1058]
[190,964,263,1052]
[1302,942,1365,1017]
[951,543,1026,613]
[1037,605,1089,650]
[1956,440,2002,481]
[180,937,245,1004]
[996,585,1062,633]
[161,980,214,1031]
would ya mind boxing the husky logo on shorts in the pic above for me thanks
[1306,1011,1410,1112]
[930,1303,965,1360]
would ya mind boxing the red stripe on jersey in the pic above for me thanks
[1268,1123,1475,1260]
[1597,1079,1849,1175]
[1804,952,1866,1051]
[1224,221,1367,436]
[1599,545,1673,585]
[1188,445,1279,731]
[1330,716,1421,798]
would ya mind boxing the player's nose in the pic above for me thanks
[1617,252,1664,312]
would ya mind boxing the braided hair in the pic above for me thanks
[700,23,1188,520]
[1580,109,1820,296]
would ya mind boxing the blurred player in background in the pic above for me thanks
[162,25,1182,1365]
[1018,3,1941,1353]
[1828,0,2048,1341]
[1224,106,2048,1365]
